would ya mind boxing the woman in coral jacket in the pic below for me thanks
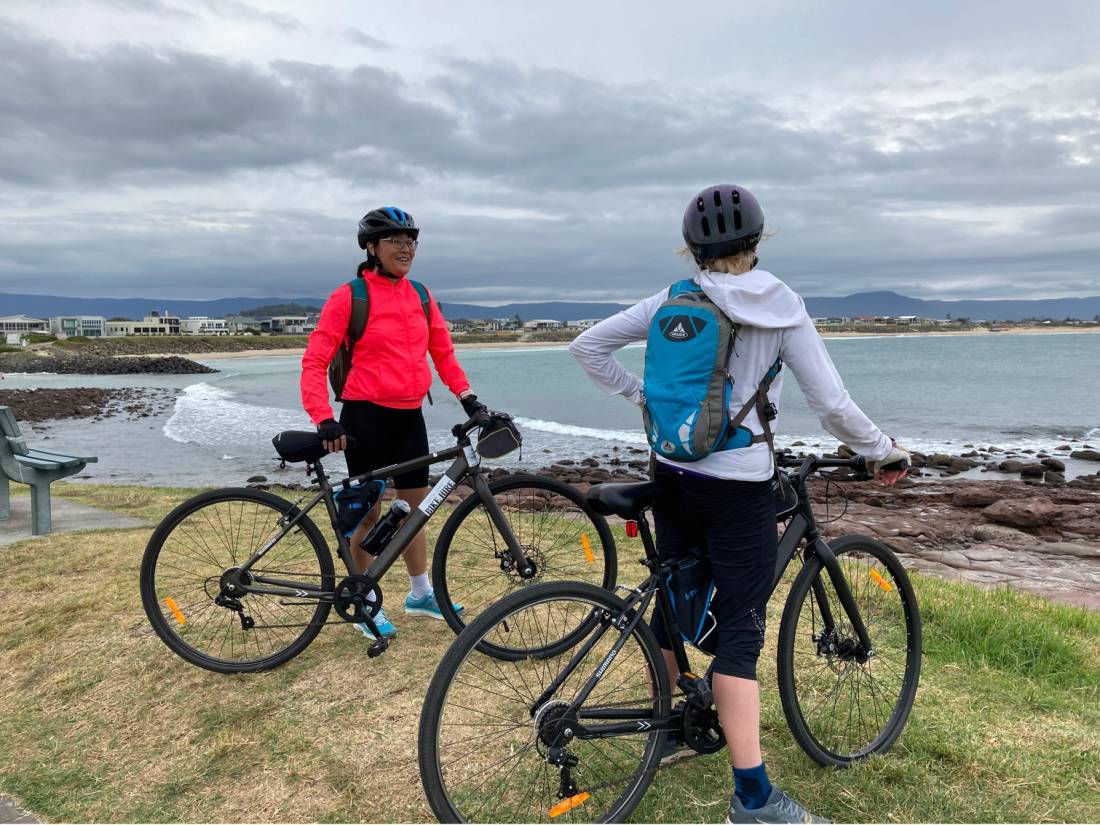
[300,206,486,641]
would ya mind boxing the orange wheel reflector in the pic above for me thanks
[165,597,186,625]
[549,792,590,818]
[870,569,894,592]
[581,533,595,564]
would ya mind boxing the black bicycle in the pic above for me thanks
[140,410,616,673]
[418,451,922,823]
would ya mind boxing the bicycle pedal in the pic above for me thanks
[367,639,389,658]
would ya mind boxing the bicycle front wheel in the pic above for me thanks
[140,487,335,674]
[777,534,922,767]
[419,581,667,824]
[433,474,617,653]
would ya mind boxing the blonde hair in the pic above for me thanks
[677,231,773,276]
[677,246,758,276]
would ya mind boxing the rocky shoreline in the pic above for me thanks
[245,442,1100,611]
[0,388,179,424]
[0,350,215,375]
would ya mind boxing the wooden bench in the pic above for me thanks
[0,405,98,536]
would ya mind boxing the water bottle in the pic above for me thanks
[359,499,411,555]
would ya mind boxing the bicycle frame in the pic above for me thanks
[528,458,877,740]
[233,425,530,604]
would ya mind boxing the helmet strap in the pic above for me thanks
[751,255,759,270]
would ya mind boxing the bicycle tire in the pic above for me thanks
[432,474,617,659]
[140,487,335,674]
[777,534,922,767]
[419,581,668,824]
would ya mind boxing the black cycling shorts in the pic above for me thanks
[339,400,430,489]
[649,461,777,681]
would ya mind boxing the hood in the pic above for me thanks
[695,268,806,329]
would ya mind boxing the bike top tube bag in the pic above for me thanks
[333,478,386,537]
[664,548,719,656]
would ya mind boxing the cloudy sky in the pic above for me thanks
[1,0,1099,303]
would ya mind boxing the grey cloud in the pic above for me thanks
[343,27,390,51]
[1,23,1099,301]
[194,0,303,32]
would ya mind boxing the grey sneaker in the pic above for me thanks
[726,787,829,824]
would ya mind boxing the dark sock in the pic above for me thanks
[733,762,772,810]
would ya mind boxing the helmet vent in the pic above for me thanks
[713,190,722,207]
[701,217,712,237]
[731,189,741,204]
[733,209,743,230]
[696,198,706,212]
[716,212,727,233]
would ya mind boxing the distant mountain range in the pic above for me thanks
[2,290,1099,323]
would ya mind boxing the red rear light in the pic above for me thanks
[625,520,638,538]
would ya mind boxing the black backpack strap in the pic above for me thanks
[408,279,432,323]
[728,356,784,453]
[347,274,370,344]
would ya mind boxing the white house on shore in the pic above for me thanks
[50,316,107,337]
[106,312,181,336]
[0,315,48,334]
[523,319,565,330]
[180,316,229,335]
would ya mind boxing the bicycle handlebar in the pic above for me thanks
[775,449,909,480]
[451,409,494,439]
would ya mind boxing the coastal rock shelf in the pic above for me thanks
[0,352,216,375]
[0,387,179,423]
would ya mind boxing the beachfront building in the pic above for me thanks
[265,315,317,335]
[49,316,107,338]
[106,312,181,336]
[566,319,602,330]
[0,315,49,335]
[523,319,565,331]
[225,315,264,334]
[180,316,229,335]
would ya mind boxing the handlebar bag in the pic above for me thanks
[476,414,522,459]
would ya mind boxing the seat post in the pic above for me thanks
[634,512,661,565]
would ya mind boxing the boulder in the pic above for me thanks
[1044,471,1066,485]
[982,497,1060,528]
[1070,449,1100,461]
[1041,457,1066,471]
[246,475,267,483]
[952,487,1003,508]
[1019,463,1046,478]
[999,459,1025,472]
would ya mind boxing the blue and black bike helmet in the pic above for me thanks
[682,185,764,263]
[358,206,419,250]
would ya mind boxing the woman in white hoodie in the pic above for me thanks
[569,184,910,824]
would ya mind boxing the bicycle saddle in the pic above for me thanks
[272,431,327,463]
[585,479,667,519]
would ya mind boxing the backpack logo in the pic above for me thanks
[659,314,705,342]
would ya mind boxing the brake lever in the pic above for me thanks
[851,455,872,481]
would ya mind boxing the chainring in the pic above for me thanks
[333,575,383,623]
[680,702,726,754]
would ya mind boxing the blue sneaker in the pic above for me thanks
[354,607,397,640]
[404,590,463,619]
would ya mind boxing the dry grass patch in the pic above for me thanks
[0,484,1097,822]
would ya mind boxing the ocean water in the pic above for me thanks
[5,333,1099,486]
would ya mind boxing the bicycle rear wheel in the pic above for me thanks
[419,581,667,824]
[140,487,335,673]
[432,474,617,658]
[777,535,921,767]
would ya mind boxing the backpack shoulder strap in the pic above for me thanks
[408,279,432,323]
[346,276,370,343]
[667,278,702,299]
[729,356,784,442]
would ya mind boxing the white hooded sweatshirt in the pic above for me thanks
[569,268,893,481]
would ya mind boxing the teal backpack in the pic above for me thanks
[327,267,432,402]
[641,279,782,462]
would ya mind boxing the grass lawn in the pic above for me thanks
[0,483,1097,823]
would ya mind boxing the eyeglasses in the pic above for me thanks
[380,237,419,251]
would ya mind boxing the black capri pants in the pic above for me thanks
[650,461,777,681]
[340,400,430,489]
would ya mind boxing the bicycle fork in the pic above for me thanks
[807,537,874,660]
[471,473,537,579]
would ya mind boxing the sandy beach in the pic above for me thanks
[166,325,1100,361]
